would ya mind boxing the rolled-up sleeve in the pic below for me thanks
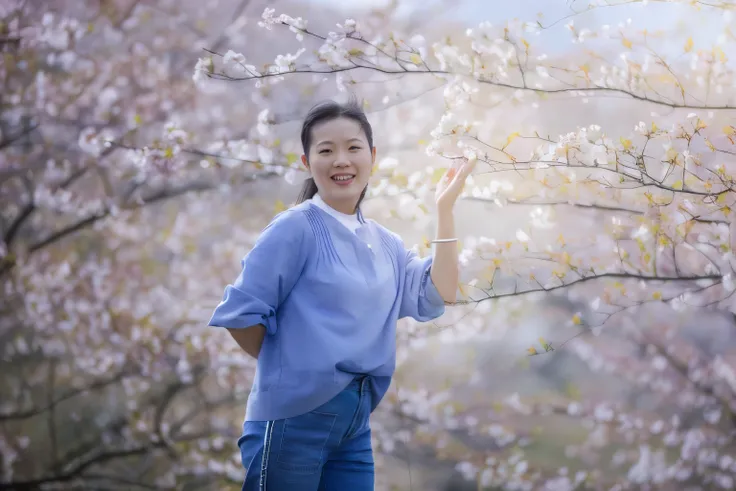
[208,210,309,335]
[399,247,446,322]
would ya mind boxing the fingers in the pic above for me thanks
[457,155,477,180]
[465,152,478,168]
[442,155,476,186]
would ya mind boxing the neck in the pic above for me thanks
[318,195,358,215]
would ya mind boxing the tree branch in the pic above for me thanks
[456,272,724,305]
[74,473,159,491]
[3,166,89,249]
[464,197,730,225]
[0,123,38,150]
[208,27,736,111]
[0,444,166,491]
[26,171,277,254]
[0,371,130,422]
[210,0,253,52]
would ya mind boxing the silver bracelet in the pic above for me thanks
[431,238,458,243]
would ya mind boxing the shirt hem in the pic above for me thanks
[244,377,353,421]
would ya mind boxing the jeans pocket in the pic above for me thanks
[275,410,338,474]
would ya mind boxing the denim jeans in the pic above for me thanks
[238,376,374,490]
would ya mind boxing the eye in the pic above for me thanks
[318,149,331,154]
[349,146,362,150]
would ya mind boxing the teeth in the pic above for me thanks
[333,175,354,181]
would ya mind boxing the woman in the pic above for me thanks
[209,97,476,490]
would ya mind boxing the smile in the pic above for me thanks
[331,174,355,185]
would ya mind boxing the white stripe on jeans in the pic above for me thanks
[260,421,275,490]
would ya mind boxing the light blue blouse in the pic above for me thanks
[208,201,446,421]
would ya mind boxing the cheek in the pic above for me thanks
[310,160,332,180]
[358,158,373,176]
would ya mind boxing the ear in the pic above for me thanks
[370,147,378,177]
[301,154,309,171]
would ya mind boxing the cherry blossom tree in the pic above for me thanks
[191,1,736,488]
[0,0,311,488]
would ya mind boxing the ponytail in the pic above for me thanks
[356,185,367,210]
[294,177,319,205]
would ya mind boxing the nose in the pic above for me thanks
[333,151,350,167]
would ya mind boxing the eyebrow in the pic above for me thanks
[316,138,364,146]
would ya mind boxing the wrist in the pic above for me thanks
[435,203,454,219]
[434,206,455,241]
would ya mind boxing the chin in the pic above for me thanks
[323,184,365,204]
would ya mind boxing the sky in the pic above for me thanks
[308,0,728,55]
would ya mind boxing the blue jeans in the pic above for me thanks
[238,376,374,490]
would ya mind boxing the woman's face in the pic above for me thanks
[301,117,376,214]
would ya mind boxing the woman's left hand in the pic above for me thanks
[435,153,478,213]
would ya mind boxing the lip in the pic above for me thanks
[331,174,355,186]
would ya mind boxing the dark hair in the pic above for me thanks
[295,96,374,211]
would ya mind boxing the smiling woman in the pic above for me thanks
[208,96,476,491]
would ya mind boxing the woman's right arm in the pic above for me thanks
[208,210,309,359]
[227,325,265,359]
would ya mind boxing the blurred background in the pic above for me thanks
[2,0,736,489]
